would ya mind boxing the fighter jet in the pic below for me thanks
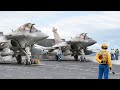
[40,27,97,61]
[0,23,49,65]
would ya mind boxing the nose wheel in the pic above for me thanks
[16,55,22,64]
[74,55,78,61]
[24,59,32,65]
[80,56,86,62]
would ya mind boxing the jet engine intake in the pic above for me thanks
[10,39,21,48]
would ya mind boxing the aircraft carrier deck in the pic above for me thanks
[0,55,119,79]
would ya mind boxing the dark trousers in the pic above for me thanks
[98,64,109,79]
[58,54,61,61]
[111,54,115,60]
[115,54,118,60]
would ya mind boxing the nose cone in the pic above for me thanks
[90,39,97,45]
[33,32,49,41]
[91,40,97,45]
[41,33,49,40]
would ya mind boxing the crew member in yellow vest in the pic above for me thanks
[96,44,112,79]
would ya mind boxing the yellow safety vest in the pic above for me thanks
[96,49,112,68]
[98,50,108,64]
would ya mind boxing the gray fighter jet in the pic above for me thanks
[41,27,97,61]
[0,23,49,65]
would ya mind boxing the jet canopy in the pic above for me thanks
[79,33,91,40]
[16,23,41,32]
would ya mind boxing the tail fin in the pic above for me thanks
[52,27,63,44]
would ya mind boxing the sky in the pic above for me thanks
[0,11,120,51]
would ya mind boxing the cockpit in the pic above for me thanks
[79,33,91,40]
[16,23,41,32]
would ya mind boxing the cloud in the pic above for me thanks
[40,11,120,50]
[0,11,64,34]
[41,11,120,41]
[0,11,120,50]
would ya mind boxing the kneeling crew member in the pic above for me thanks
[96,44,112,79]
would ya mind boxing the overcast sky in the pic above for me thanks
[0,11,120,51]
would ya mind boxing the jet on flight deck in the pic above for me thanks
[36,27,97,61]
[0,23,49,65]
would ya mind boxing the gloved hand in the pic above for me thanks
[101,61,103,63]
[109,67,112,71]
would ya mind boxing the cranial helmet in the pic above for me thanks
[101,44,108,49]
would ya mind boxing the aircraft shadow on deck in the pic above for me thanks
[0,62,23,66]
[0,58,92,66]
[41,59,92,62]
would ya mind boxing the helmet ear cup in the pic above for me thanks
[101,46,107,49]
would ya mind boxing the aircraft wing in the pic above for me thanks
[41,46,55,52]
[5,33,25,40]
[34,44,56,52]
[0,36,8,43]
[52,42,68,48]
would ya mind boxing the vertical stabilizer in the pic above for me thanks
[52,27,63,44]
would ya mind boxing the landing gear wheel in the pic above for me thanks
[24,59,32,65]
[84,57,86,62]
[80,56,86,62]
[74,55,78,61]
[56,55,58,61]
[16,55,22,64]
